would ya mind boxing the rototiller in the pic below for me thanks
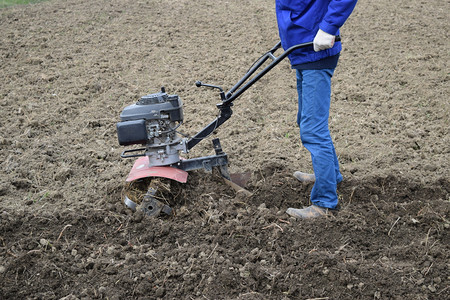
[116,38,340,217]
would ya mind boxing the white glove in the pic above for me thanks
[313,29,335,52]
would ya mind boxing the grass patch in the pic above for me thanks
[0,0,48,8]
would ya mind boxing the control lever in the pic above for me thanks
[195,81,226,101]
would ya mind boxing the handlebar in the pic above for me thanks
[186,36,341,150]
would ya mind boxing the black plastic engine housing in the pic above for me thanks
[116,90,183,146]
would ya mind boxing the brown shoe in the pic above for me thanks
[293,171,315,183]
[286,205,332,219]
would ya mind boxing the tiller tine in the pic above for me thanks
[123,157,187,217]
[140,184,173,217]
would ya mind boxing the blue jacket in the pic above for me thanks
[276,0,357,66]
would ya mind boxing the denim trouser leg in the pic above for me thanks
[296,69,342,209]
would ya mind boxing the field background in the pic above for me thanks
[0,0,47,9]
[1,0,449,299]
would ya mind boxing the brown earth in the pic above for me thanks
[0,0,449,299]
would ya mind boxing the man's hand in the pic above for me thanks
[313,29,335,52]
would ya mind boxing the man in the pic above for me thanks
[275,0,358,219]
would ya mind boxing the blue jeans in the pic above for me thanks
[296,69,342,209]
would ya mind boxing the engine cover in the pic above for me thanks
[117,88,187,166]
[119,91,183,122]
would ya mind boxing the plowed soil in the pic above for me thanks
[1,0,449,299]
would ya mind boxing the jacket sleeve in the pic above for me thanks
[319,0,358,35]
